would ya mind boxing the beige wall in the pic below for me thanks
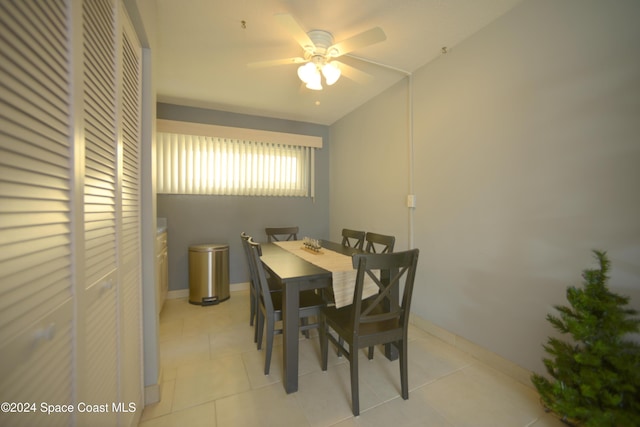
[330,0,640,374]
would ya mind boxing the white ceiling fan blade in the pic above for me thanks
[333,61,374,85]
[247,57,307,68]
[328,27,386,57]
[275,13,315,51]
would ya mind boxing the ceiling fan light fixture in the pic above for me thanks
[297,62,317,84]
[322,62,341,85]
[305,70,323,90]
[251,14,387,93]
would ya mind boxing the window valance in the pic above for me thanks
[157,119,322,148]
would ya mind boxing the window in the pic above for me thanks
[156,120,321,197]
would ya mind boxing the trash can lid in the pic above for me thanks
[189,243,229,252]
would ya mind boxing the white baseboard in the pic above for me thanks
[410,314,534,389]
[128,409,142,427]
[144,382,160,405]
[166,282,250,300]
[231,282,250,291]
[166,289,188,299]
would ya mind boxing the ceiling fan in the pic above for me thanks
[248,13,387,90]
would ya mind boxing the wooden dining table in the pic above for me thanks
[259,239,398,394]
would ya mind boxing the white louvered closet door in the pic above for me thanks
[0,0,144,425]
[0,1,74,427]
[80,0,119,425]
[118,8,143,425]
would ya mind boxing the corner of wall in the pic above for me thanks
[410,313,534,389]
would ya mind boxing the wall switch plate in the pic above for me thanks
[407,194,416,208]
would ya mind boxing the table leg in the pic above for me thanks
[282,280,300,393]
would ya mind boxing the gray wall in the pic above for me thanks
[330,0,640,375]
[157,103,330,290]
[329,79,410,249]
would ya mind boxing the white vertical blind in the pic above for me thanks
[157,132,312,197]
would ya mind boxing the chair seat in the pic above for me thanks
[253,276,281,296]
[322,301,401,338]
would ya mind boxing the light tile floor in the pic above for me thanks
[139,290,564,427]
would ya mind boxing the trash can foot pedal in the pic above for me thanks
[202,296,218,306]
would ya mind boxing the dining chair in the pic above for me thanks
[319,249,419,416]
[265,226,299,242]
[247,238,326,375]
[364,232,395,254]
[240,232,256,327]
[341,228,365,250]
[336,231,394,359]
[316,229,366,307]
[240,232,280,343]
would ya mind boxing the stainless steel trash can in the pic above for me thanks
[188,243,230,305]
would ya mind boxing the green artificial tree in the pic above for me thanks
[531,250,640,426]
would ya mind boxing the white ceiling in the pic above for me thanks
[155,0,523,125]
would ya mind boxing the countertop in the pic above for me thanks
[157,217,167,235]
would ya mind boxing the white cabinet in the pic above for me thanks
[157,231,169,314]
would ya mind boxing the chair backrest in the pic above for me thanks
[364,232,395,254]
[240,231,250,260]
[240,231,253,274]
[266,226,299,242]
[341,228,365,250]
[350,249,419,335]
[246,238,275,313]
